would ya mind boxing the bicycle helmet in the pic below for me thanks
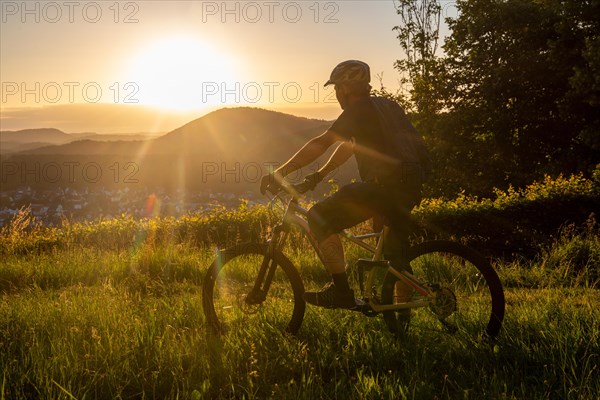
[324,60,371,87]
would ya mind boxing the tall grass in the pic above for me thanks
[1,283,598,399]
[1,224,599,399]
[1,173,598,398]
[499,218,599,289]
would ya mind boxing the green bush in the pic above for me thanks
[1,171,598,259]
[413,172,599,257]
[0,202,279,256]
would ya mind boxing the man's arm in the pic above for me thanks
[285,139,353,194]
[315,140,353,179]
[274,129,342,177]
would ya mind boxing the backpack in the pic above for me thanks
[370,97,432,183]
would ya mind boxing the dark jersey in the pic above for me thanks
[329,96,430,184]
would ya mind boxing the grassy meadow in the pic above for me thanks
[1,174,599,399]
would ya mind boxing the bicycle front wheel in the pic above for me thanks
[202,243,305,335]
[382,240,505,338]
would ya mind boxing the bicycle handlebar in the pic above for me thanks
[261,173,314,199]
[267,180,303,197]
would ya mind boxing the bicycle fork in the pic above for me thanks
[244,224,289,306]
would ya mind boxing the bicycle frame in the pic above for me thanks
[249,196,434,314]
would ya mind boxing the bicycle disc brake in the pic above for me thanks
[429,286,457,319]
[238,291,262,315]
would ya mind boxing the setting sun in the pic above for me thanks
[123,35,238,111]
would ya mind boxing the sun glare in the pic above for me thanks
[124,35,238,111]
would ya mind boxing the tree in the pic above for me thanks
[394,0,600,196]
[393,0,443,116]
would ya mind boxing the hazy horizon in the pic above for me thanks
[1,1,458,133]
[0,103,338,134]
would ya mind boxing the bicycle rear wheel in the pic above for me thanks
[202,243,305,335]
[382,240,505,338]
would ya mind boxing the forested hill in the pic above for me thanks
[0,108,352,193]
[12,108,330,158]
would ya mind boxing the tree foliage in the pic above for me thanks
[393,0,600,196]
[393,0,443,115]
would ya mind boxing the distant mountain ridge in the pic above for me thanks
[0,107,354,193]
[0,128,162,154]
[1,128,71,146]
[150,107,332,160]
[10,107,333,159]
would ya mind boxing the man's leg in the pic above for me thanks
[302,232,357,308]
[318,234,345,274]
[318,233,353,293]
[384,181,422,332]
[304,182,383,308]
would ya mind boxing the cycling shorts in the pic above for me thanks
[307,181,421,258]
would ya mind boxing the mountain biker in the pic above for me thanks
[261,60,430,309]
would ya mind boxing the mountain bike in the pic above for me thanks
[202,182,505,338]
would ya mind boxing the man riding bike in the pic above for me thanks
[261,60,430,310]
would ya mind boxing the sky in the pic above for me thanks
[0,0,458,133]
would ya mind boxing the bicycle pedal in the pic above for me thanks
[350,299,379,317]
